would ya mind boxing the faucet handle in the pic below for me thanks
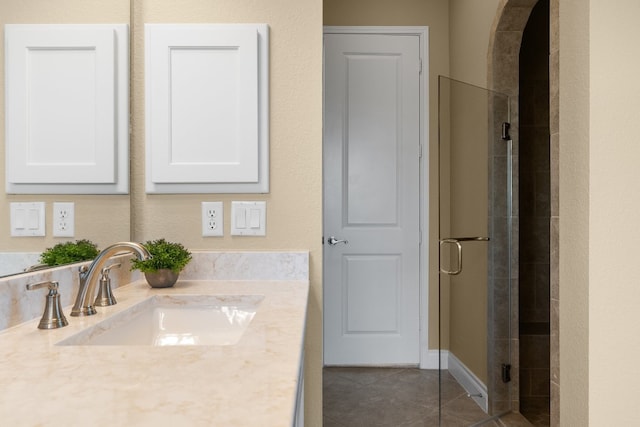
[26,281,69,329]
[26,280,57,292]
[101,262,121,278]
[94,263,121,307]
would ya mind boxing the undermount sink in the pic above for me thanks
[58,295,263,347]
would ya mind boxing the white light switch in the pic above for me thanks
[231,201,266,236]
[10,202,45,236]
[236,208,247,229]
[249,209,261,228]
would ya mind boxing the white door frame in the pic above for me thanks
[322,26,431,368]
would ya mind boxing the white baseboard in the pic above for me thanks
[420,349,449,369]
[447,352,488,413]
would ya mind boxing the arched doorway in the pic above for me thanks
[488,0,559,425]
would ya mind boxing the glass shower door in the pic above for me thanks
[437,76,512,425]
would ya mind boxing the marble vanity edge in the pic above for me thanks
[0,250,309,331]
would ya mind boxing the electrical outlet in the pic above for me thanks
[202,202,223,237]
[53,202,74,237]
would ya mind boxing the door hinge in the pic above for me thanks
[419,58,423,74]
[502,122,511,141]
[501,363,512,383]
[418,144,423,158]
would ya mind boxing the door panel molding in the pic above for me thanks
[323,26,429,366]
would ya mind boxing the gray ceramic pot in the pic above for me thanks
[144,269,179,288]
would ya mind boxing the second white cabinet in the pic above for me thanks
[145,24,269,194]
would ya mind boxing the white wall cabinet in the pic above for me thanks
[145,24,269,194]
[4,24,129,194]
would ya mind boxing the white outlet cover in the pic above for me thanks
[53,202,75,237]
[201,201,223,237]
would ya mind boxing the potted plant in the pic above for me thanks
[40,239,100,266]
[130,238,192,288]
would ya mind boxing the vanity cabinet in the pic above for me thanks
[145,24,269,194]
[4,24,129,194]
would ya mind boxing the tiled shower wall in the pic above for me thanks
[489,0,532,413]
[490,0,559,424]
[519,0,551,421]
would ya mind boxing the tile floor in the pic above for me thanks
[323,367,535,427]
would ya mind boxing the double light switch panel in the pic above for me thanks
[10,202,45,236]
[231,201,266,236]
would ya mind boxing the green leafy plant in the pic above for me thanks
[39,239,100,266]
[130,238,192,274]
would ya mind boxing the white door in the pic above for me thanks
[323,31,422,365]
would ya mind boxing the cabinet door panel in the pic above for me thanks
[5,24,129,194]
[145,24,269,194]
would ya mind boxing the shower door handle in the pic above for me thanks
[439,237,490,275]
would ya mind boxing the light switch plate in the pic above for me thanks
[231,201,266,236]
[10,202,45,236]
[202,202,223,236]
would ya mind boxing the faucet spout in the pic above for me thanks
[70,242,151,317]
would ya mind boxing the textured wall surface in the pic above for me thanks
[0,0,131,253]
[131,1,323,424]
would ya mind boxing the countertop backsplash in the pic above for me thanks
[182,251,309,281]
[0,251,309,331]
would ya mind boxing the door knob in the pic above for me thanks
[327,236,348,245]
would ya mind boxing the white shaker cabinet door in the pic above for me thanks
[5,24,129,194]
[145,24,269,194]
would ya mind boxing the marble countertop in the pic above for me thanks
[0,278,309,426]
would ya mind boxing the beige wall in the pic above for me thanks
[132,1,323,425]
[0,0,131,252]
[9,1,640,425]
[451,0,640,424]
[589,1,640,420]
[560,0,640,425]
[1,0,324,424]
[324,0,449,350]
[447,82,490,383]
[449,0,501,85]
[322,0,501,375]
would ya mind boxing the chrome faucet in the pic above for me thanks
[70,242,151,317]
